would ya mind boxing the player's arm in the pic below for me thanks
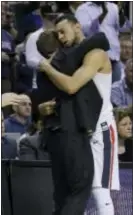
[39,49,105,94]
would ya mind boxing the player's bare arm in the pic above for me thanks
[39,49,110,94]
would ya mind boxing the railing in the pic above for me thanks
[1,160,132,215]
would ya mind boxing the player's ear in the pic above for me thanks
[75,23,81,32]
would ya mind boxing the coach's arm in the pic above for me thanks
[39,49,108,94]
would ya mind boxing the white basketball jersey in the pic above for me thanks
[93,72,113,131]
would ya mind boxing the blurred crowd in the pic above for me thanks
[1,1,133,162]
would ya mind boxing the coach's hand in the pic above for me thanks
[38,100,56,116]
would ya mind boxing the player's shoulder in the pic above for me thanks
[83,49,110,70]
[28,28,44,41]
[84,49,106,61]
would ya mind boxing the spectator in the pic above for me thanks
[55,2,82,14]
[1,1,17,39]
[4,94,32,134]
[2,92,24,108]
[75,2,126,83]
[120,35,132,64]
[16,33,34,94]
[14,2,42,43]
[114,107,132,162]
[120,19,132,33]
[19,102,51,161]
[25,6,55,122]
[68,2,83,14]
[1,111,18,159]
[25,4,56,69]
[19,130,49,161]
[119,34,132,78]
[111,58,133,107]
[1,28,15,94]
[118,2,132,33]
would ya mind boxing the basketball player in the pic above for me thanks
[26,15,110,213]
[39,15,120,215]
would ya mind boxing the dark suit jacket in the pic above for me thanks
[37,32,110,103]
[37,32,110,134]
[19,132,50,161]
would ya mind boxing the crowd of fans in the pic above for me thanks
[1,2,132,163]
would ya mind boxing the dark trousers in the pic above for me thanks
[47,130,94,215]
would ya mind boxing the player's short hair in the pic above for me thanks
[54,14,78,25]
[36,30,59,58]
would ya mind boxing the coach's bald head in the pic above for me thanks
[36,30,59,58]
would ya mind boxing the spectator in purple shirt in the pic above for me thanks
[1,29,15,94]
[119,34,132,79]
[75,2,126,83]
[111,58,133,108]
[1,111,18,159]
[16,33,34,94]
[4,94,32,135]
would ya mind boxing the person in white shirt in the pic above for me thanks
[75,1,126,83]
[25,6,54,70]
[25,6,55,122]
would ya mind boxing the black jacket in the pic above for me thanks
[37,32,110,134]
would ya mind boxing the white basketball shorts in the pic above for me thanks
[90,118,120,190]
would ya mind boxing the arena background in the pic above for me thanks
[1,1,133,215]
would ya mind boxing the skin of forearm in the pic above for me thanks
[41,64,73,94]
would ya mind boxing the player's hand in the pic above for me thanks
[38,100,56,116]
[39,59,51,72]
[2,93,23,107]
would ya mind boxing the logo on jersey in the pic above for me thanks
[101,122,108,131]
[93,140,98,144]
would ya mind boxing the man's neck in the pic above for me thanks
[14,114,27,125]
